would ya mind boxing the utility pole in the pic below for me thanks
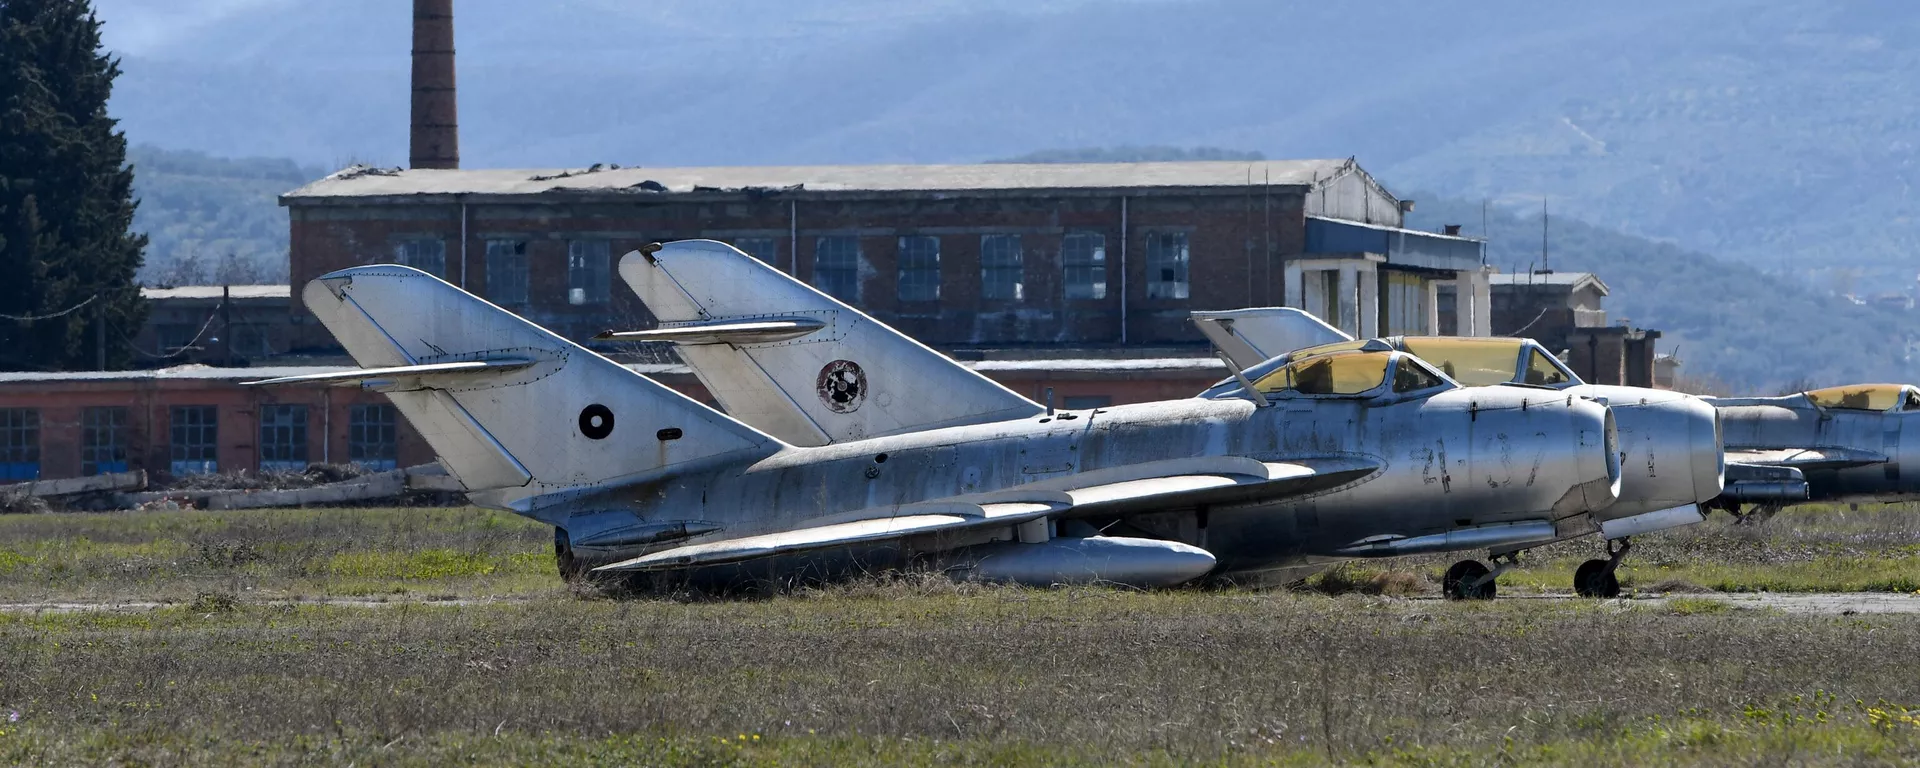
[94,301,106,371]
[221,284,234,366]
[1541,198,1550,273]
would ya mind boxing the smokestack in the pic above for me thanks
[410,0,458,169]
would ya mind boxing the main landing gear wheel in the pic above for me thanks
[1573,559,1620,598]
[1443,560,1497,601]
[554,527,584,583]
[1573,537,1630,598]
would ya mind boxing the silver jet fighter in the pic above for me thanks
[1709,384,1920,522]
[612,240,1631,595]
[252,265,1621,591]
[1195,307,1726,598]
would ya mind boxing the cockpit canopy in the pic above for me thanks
[1803,384,1920,412]
[1206,346,1455,402]
[1285,336,1581,389]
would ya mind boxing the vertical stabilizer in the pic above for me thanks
[302,265,780,511]
[1192,308,1354,369]
[616,240,1043,446]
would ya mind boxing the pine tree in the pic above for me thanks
[0,0,146,370]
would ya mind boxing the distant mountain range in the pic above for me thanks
[92,0,1920,287]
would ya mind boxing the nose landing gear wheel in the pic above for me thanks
[1443,559,1497,600]
[1573,559,1621,598]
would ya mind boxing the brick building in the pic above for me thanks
[279,159,1491,350]
[0,358,1223,481]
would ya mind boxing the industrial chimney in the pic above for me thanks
[410,0,458,169]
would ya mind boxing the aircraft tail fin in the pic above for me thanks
[300,265,780,512]
[1192,308,1354,369]
[615,240,1043,446]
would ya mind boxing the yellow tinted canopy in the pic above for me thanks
[1397,337,1575,388]
[1804,384,1920,412]
[1254,351,1396,396]
[1400,338,1529,387]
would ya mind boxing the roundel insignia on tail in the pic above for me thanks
[816,360,867,414]
[578,404,615,439]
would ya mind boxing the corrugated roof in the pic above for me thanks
[141,285,291,301]
[281,160,1353,203]
[1489,271,1609,294]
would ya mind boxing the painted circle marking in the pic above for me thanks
[816,359,868,414]
[578,404,615,440]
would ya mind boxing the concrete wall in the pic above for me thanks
[288,191,1309,348]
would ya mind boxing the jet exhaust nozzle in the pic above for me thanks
[956,536,1216,588]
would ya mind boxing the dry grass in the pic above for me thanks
[2,591,1920,765]
[0,506,556,603]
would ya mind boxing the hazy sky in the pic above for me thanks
[90,0,282,55]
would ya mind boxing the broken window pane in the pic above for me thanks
[486,239,529,305]
[170,406,218,476]
[258,404,309,472]
[1146,231,1189,300]
[349,404,399,472]
[897,236,941,302]
[981,234,1024,301]
[393,239,446,277]
[82,406,128,476]
[1062,232,1107,300]
[568,240,611,305]
[814,236,861,301]
[0,408,39,481]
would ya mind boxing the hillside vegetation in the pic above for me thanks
[1406,196,1917,392]
[94,0,1920,288]
[127,145,321,286]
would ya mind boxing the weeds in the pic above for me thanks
[2,595,1919,765]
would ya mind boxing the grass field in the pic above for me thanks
[2,504,1919,764]
[4,590,1920,765]
[3,503,1914,603]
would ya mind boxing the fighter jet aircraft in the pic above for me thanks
[1194,307,1731,598]
[250,262,1620,593]
[1708,384,1920,522]
[610,240,1641,597]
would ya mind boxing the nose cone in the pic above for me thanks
[1579,386,1725,521]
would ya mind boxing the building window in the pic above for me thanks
[486,239,530,305]
[348,404,398,472]
[1062,232,1107,300]
[230,324,272,357]
[733,237,778,265]
[258,404,309,473]
[814,236,861,301]
[568,240,611,305]
[897,235,941,302]
[156,322,203,355]
[169,406,218,476]
[981,234,1024,301]
[1063,395,1113,410]
[81,406,129,476]
[394,239,447,277]
[0,409,39,481]
[1146,231,1190,300]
